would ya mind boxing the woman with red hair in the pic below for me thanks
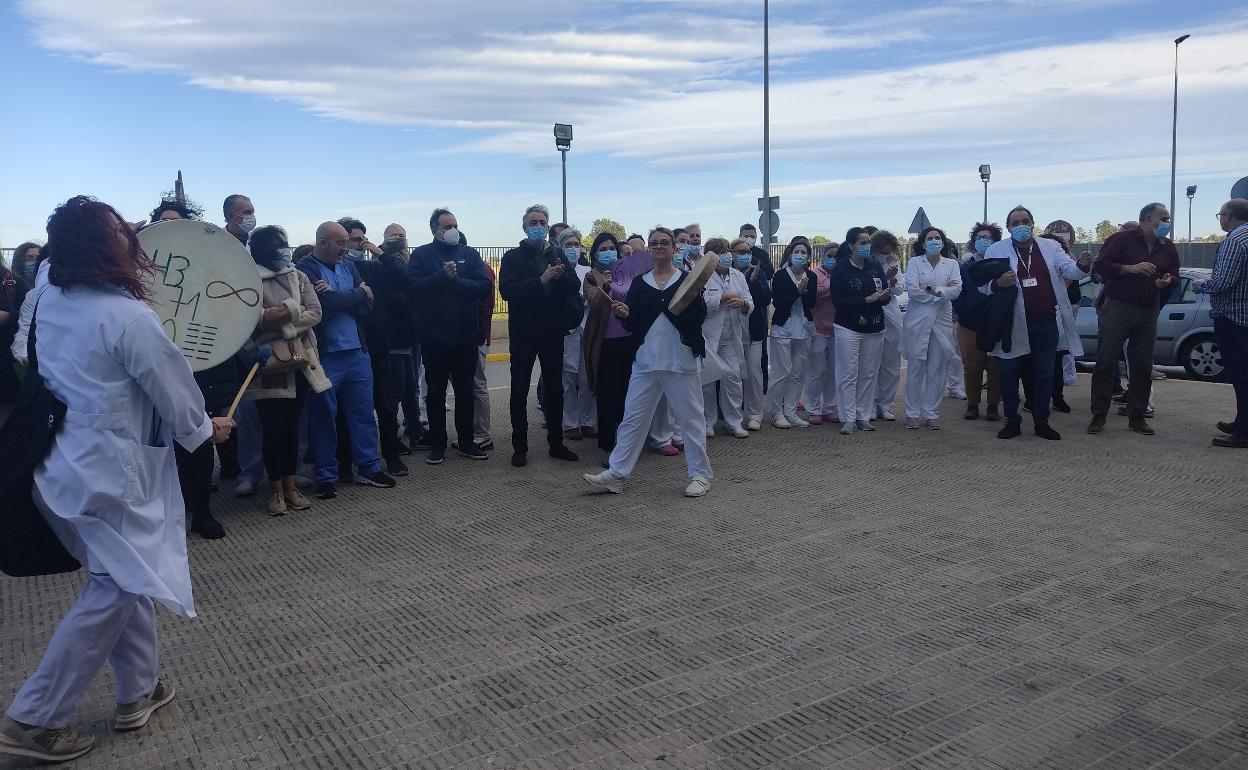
[0,197,234,763]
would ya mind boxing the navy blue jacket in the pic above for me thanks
[406,240,491,347]
[747,246,775,341]
[770,266,818,328]
[830,256,891,334]
[297,254,374,352]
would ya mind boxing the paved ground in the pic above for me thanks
[2,364,1246,770]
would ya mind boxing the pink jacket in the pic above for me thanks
[811,265,837,336]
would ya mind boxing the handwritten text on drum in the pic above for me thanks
[151,248,260,362]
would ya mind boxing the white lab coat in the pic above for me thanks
[982,238,1088,360]
[903,255,962,362]
[699,267,751,386]
[33,285,213,618]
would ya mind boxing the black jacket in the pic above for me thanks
[830,256,891,334]
[621,271,708,358]
[770,266,817,329]
[0,271,29,402]
[747,246,775,341]
[966,258,1017,353]
[407,241,492,347]
[499,239,582,341]
[355,254,410,353]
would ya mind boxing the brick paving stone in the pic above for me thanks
[2,368,1246,769]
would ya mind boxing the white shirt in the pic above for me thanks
[633,270,699,375]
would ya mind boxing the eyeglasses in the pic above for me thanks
[1217,212,1230,218]
[648,239,673,248]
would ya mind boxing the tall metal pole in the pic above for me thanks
[762,0,770,246]
[560,149,568,224]
[1169,35,1189,221]
[1188,195,1194,260]
[982,180,988,224]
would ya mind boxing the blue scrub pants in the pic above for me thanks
[309,348,381,483]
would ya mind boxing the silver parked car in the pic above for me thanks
[1074,268,1222,381]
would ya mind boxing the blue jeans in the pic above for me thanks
[309,349,382,483]
[997,317,1058,425]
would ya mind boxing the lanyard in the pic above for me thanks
[1014,242,1035,277]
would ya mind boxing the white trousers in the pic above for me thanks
[835,329,884,422]
[876,314,903,410]
[562,330,596,430]
[473,345,492,444]
[905,332,950,420]
[767,336,811,419]
[945,327,965,394]
[742,340,766,423]
[1062,352,1077,386]
[8,572,158,729]
[647,396,675,448]
[805,333,838,416]
[703,333,745,430]
[610,369,712,480]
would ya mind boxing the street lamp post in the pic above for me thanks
[553,123,573,224]
[1186,184,1197,260]
[1170,34,1190,222]
[979,164,991,223]
[762,0,772,245]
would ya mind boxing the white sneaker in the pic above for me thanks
[730,426,749,438]
[772,416,791,429]
[683,476,710,497]
[786,414,809,429]
[582,470,624,494]
[856,420,876,431]
[948,390,967,400]
[746,419,762,431]
[878,409,897,421]
[840,422,856,435]
[234,479,256,497]
[705,426,715,438]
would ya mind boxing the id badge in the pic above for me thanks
[873,277,883,291]
[1022,277,1038,288]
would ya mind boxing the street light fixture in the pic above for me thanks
[1169,34,1190,223]
[979,164,991,223]
[553,123,573,224]
[1186,184,1197,259]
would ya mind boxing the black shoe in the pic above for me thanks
[478,439,495,451]
[549,446,579,462]
[411,432,432,449]
[357,470,397,488]
[338,465,355,483]
[1052,397,1072,413]
[1111,393,1128,404]
[316,482,337,499]
[1117,405,1155,418]
[964,405,980,420]
[997,419,1022,439]
[386,457,409,476]
[1212,435,1248,448]
[1034,423,1062,440]
[426,447,445,465]
[511,450,528,467]
[208,481,219,493]
[459,443,488,460]
[1216,421,1238,435]
[189,512,226,540]
[396,440,412,456]
[985,405,1000,422]
[1022,400,1032,413]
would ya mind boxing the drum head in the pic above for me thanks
[669,252,720,314]
[138,220,263,372]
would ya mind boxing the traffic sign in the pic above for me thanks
[1232,176,1248,200]
[757,196,779,212]
[908,207,932,235]
[759,211,780,237]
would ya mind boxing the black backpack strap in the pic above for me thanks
[26,294,41,372]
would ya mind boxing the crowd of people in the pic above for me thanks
[1,191,1246,761]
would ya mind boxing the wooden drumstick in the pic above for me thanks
[225,346,272,420]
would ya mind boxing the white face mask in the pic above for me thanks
[440,227,460,246]
[743,236,756,247]
[238,214,257,233]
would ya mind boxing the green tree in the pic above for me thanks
[1075,227,1094,244]
[588,217,626,243]
[810,235,830,247]
[1094,220,1116,242]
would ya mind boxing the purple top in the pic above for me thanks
[604,250,654,338]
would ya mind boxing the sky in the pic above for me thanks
[2,0,1247,251]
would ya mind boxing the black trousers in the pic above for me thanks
[510,336,566,451]
[369,349,401,460]
[423,341,477,450]
[256,380,308,481]
[596,336,639,452]
[175,440,215,517]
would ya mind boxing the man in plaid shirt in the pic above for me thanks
[1198,198,1248,448]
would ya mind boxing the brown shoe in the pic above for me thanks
[1087,415,1106,434]
[1128,416,1155,435]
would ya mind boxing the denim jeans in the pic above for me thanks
[997,317,1058,425]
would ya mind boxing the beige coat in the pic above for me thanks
[246,265,331,399]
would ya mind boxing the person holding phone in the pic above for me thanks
[830,227,892,434]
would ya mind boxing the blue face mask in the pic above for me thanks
[974,237,992,255]
[526,225,549,244]
[596,250,617,267]
[1010,225,1032,243]
[791,253,809,268]
[855,244,871,260]
[563,247,580,263]
[1154,221,1172,239]
[718,253,733,269]
[924,240,943,256]
[734,253,752,270]
[822,257,837,270]
[344,249,365,262]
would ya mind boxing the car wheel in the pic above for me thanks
[1178,334,1223,382]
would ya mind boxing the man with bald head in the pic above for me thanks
[297,222,396,497]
